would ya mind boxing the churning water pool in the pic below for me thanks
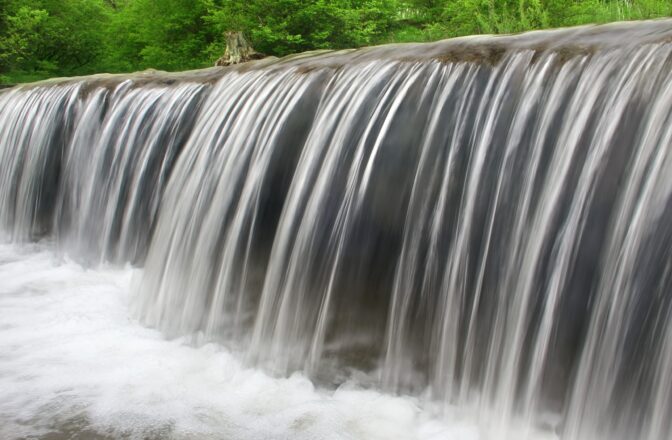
[0,242,552,440]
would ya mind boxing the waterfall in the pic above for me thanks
[1,20,671,439]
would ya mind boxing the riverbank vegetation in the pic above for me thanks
[1,0,670,84]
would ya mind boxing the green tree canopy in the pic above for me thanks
[1,0,670,84]
[1,0,109,76]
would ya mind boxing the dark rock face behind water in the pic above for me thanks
[1,20,672,440]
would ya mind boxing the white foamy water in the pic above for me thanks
[0,242,491,440]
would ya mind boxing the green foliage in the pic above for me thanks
[0,0,670,84]
[0,0,110,77]
[203,0,399,56]
[440,0,550,36]
[545,0,672,27]
[101,0,215,71]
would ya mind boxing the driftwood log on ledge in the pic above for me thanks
[215,31,266,66]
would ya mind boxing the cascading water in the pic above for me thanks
[0,20,671,440]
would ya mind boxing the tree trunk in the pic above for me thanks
[215,31,262,67]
